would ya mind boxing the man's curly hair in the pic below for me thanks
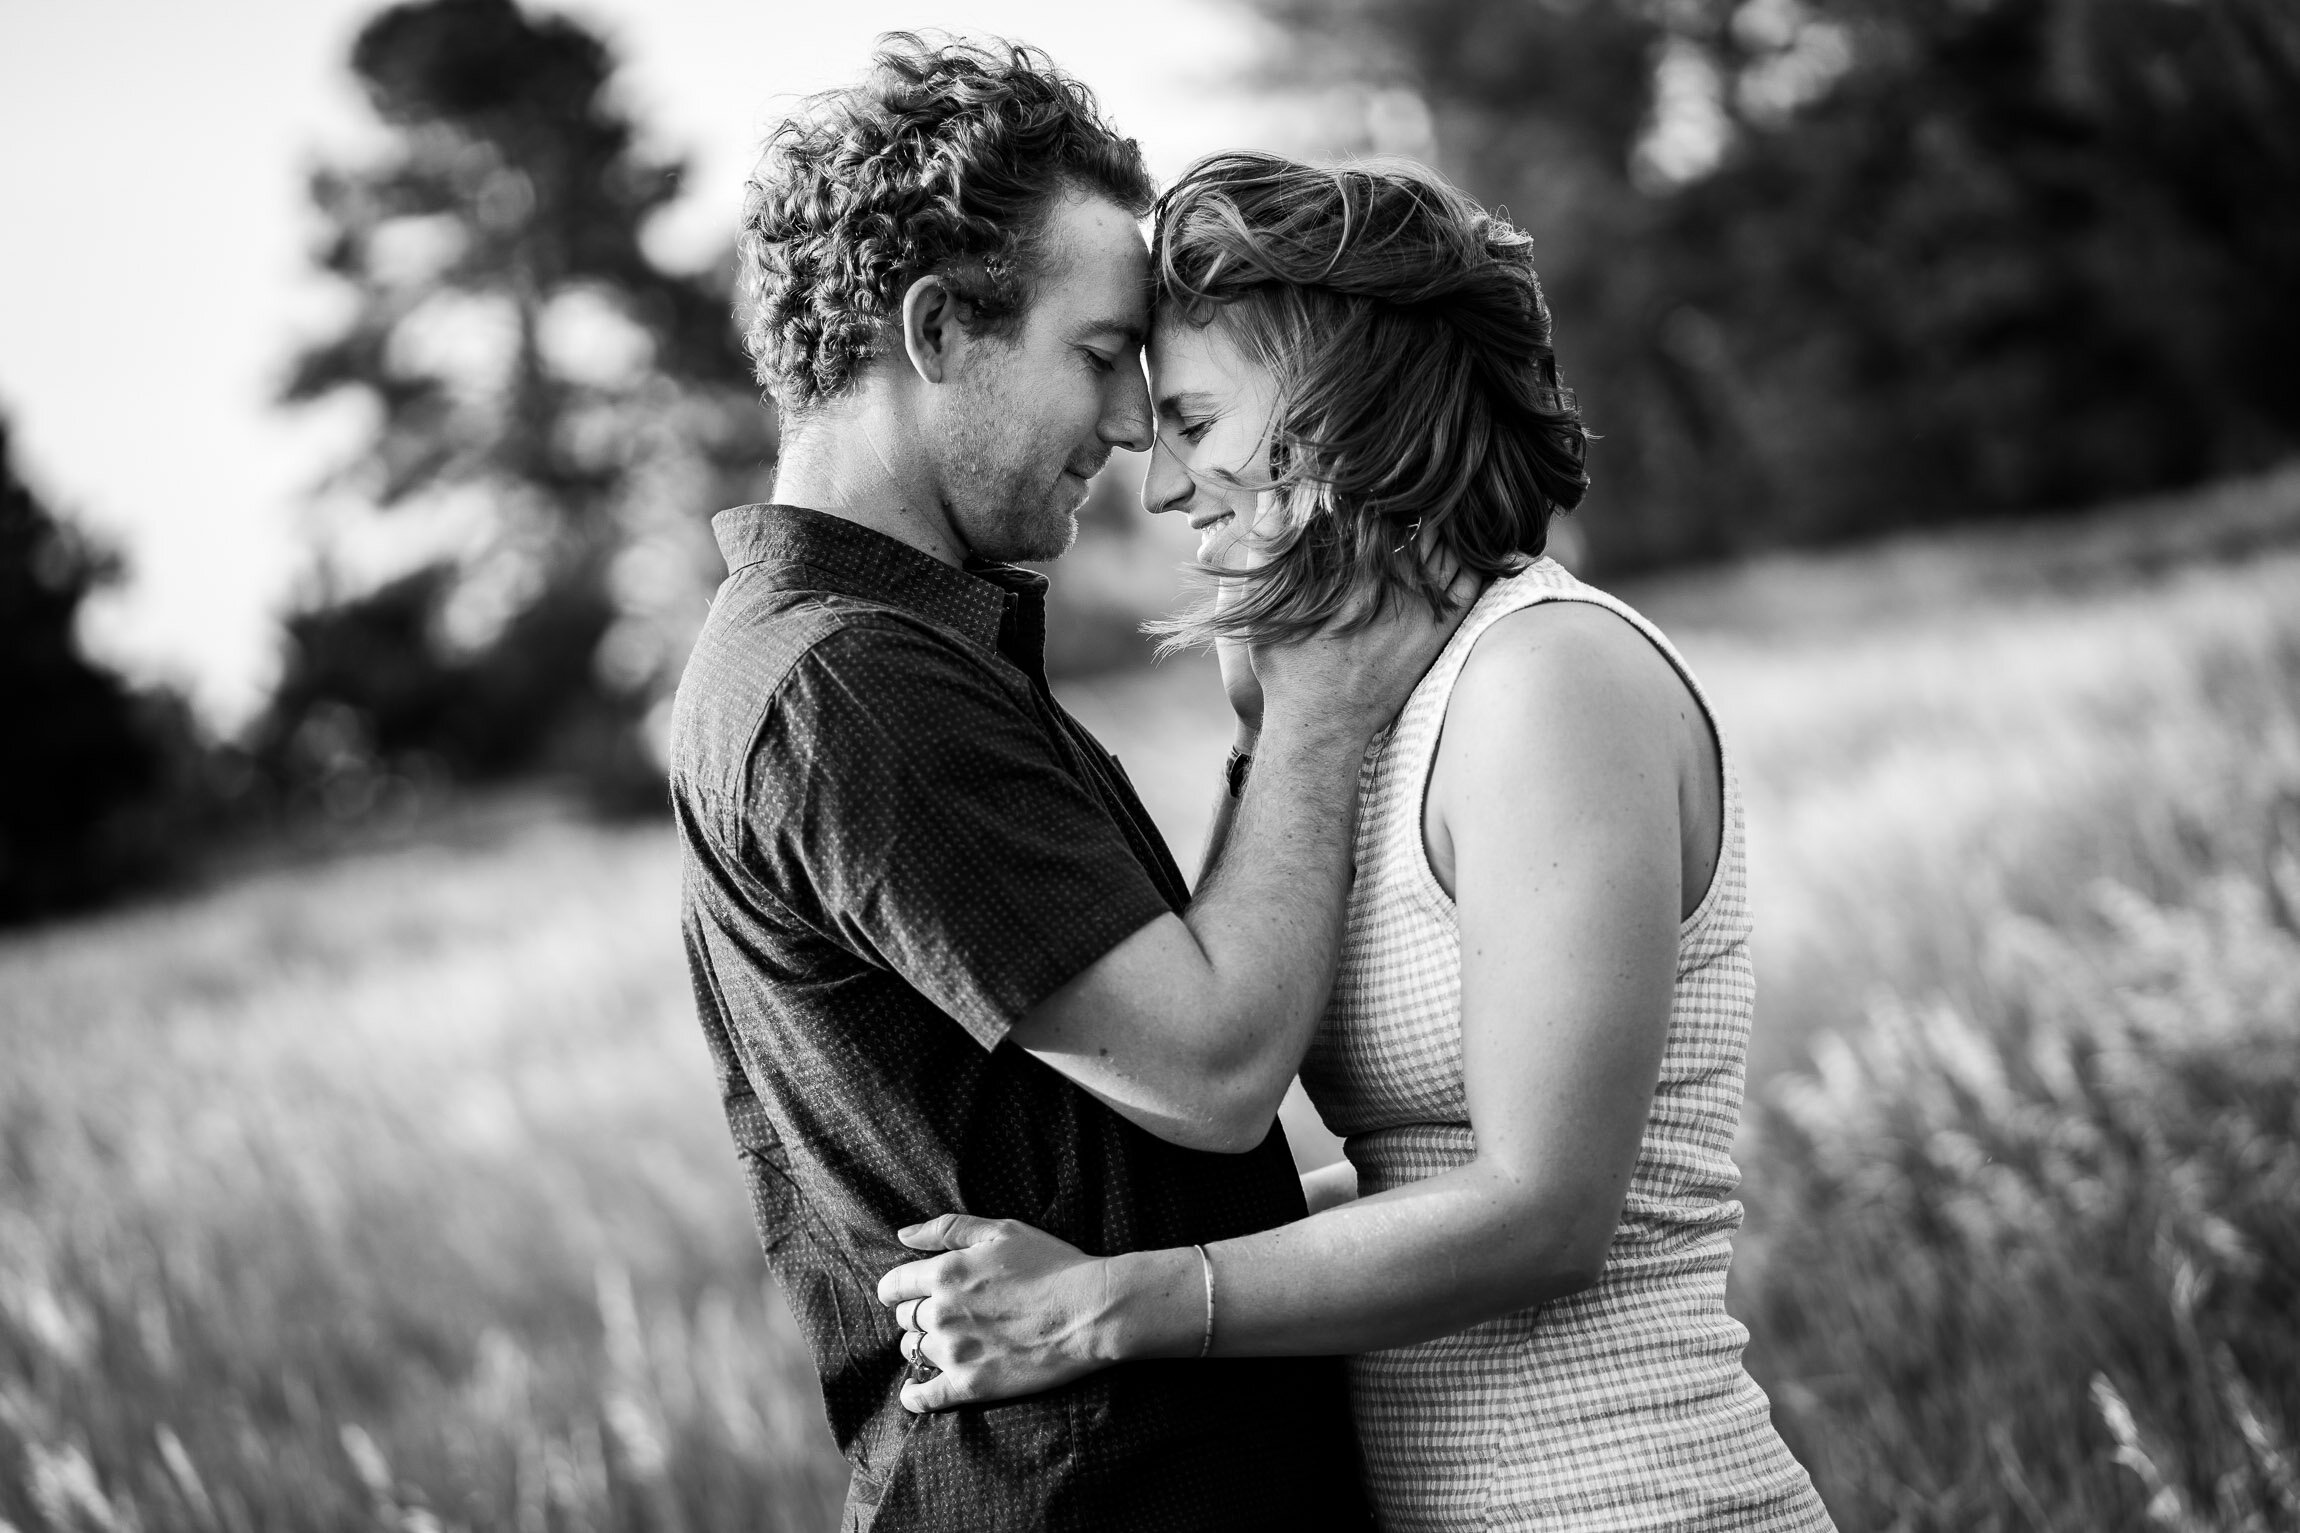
[736,34,1156,413]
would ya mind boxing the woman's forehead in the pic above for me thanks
[1148,314,1252,385]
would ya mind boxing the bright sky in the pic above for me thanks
[0,0,1326,726]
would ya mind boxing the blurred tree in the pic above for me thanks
[1250,0,2300,570]
[267,0,770,808]
[0,421,205,921]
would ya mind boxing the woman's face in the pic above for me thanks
[1142,313,1282,568]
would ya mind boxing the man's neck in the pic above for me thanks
[772,399,967,567]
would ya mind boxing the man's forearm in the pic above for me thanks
[1195,724,1258,885]
[1011,710,1371,1153]
[1174,712,1368,1099]
[1012,595,1460,1152]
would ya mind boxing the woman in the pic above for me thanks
[876,151,1834,1531]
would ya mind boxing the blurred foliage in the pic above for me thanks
[1644,466,2300,1078]
[1252,0,2300,570]
[1751,857,2300,1529]
[0,810,847,1531]
[0,419,231,923]
[264,0,771,812]
[1638,489,2300,1525]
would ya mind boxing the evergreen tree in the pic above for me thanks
[269,0,768,803]
[1251,0,2300,568]
[0,421,166,920]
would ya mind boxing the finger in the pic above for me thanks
[900,1329,922,1364]
[877,1256,941,1306]
[1240,489,1284,570]
[896,1213,1007,1252]
[901,1372,972,1414]
[895,1297,923,1333]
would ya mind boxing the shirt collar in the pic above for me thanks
[712,503,1051,680]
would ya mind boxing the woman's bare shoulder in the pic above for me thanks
[1449,598,1685,731]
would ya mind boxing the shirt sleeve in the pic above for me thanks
[743,617,1177,1050]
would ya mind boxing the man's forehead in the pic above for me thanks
[1037,193,1151,336]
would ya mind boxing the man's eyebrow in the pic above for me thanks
[1071,314,1147,347]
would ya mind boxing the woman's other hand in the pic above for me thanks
[1208,491,1268,736]
[1217,637,1264,735]
[1300,1158,1359,1215]
[877,1215,1202,1412]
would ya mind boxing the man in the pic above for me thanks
[671,36,1446,1531]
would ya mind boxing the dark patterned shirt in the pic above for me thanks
[670,505,1370,1533]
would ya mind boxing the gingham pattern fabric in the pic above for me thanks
[1299,559,1835,1532]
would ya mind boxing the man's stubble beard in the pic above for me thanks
[939,364,1081,565]
[951,475,1077,563]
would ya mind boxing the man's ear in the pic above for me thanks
[900,274,965,386]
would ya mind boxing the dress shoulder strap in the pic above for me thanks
[1373,558,1742,944]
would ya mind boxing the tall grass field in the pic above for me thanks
[4,470,2297,1531]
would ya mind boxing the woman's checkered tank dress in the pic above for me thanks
[1298,559,1834,1531]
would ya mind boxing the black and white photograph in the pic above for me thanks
[3,1,2296,1529]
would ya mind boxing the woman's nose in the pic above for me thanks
[1143,434,1194,517]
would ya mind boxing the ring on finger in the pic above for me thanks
[906,1331,939,1380]
[898,1297,924,1332]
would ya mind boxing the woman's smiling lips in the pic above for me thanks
[1191,509,1236,558]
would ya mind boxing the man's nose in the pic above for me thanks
[1101,362,1153,455]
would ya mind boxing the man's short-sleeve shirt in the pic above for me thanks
[669,505,1369,1533]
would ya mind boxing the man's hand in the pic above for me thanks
[1251,578,1470,744]
[1210,494,1463,743]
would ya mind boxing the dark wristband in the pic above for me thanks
[1224,747,1253,800]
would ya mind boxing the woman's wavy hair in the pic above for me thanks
[1147,152,1590,650]
[737,34,1155,412]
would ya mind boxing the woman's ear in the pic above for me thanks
[1264,429,1291,489]
[900,274,962,385]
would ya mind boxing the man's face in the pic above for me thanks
[933,193,1153,563]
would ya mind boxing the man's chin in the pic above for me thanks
[1010,508,1079,563]
[974,499,1078,564]
[952,471,1087,563]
